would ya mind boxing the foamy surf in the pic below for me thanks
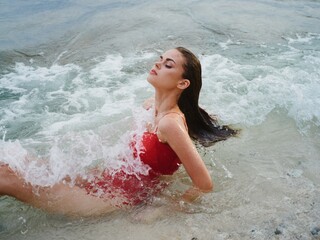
[0,0,320,238]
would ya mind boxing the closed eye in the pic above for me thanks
[158,55,175,68]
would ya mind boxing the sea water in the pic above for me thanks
[0,0,320,239]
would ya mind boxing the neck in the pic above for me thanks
[154,90,180,117]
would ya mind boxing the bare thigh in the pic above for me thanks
[0,165,118,217]
[31,183,118,217]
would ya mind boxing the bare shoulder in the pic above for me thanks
[157,113,188,142]
[158,113,186,132]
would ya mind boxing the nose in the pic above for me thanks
[155,61,161,69]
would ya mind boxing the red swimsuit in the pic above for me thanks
[85,131,181,206]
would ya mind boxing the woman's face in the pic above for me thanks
[147,49,186,90]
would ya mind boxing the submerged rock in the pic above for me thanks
[274,228,282,235]
[311,226,320,236]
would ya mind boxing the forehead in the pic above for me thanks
[162,49,185,65]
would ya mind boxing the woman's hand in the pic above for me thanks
[143,97,155,110]
[153,186,209,214]
[181,185,209,203]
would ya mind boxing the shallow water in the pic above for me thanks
[1,0,320,239]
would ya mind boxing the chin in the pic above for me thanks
[147,75,154,84]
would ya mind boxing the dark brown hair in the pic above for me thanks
[176,47,238,146]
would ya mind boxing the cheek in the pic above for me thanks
[168,72,183,83]
[147,70,181,88]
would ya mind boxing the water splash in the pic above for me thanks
[201,33,320,133]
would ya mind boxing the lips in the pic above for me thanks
[150,69,157,75]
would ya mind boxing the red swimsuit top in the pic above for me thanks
[135,131,181,175]
[133,111,187,175]
[86,112,186,206]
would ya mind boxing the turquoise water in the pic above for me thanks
[1,0,320,239]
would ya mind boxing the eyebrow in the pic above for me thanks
[160,55,176,64]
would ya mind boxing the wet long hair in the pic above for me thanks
[176,47,238,146]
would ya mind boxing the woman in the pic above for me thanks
[0,47,236,217]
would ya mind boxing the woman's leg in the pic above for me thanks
[0,165,118,217]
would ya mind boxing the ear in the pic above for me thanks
[177,79,190,90]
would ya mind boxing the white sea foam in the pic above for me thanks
[284,32,320,45]
[0,106,152,186]
[10,48,320,137]
[1,43,319,186]
[1,0,320,238]
[200,40,320,132]
[0,52,156,186]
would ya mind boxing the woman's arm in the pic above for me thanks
[157,115,213,202]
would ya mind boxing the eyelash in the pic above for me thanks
[158,57,172,69]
